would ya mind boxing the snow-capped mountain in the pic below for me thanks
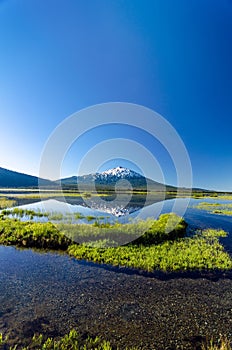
[99,166,142,179]
[59,166,174,191]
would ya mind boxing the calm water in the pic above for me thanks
[1,195,232,348]
[1,246,232,349]
[6,196,232,249]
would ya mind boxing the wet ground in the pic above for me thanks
[0,246,232,349]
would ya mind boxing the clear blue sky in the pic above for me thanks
[0,0,231,191]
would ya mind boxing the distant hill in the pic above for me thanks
[59,166,177,192]
[0,165,210,193]
[0,167,54,188]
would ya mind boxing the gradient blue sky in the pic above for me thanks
[0,0,231,191]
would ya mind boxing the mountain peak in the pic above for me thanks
[100,167,142,178]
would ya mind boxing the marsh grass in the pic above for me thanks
[1,330,231,350]
[202,336,231,350]
[2,208,48,219]
[0,217,71,249]
[1,207,99,224]
[57,219,153,246]
[68,228,232,272]
[0,192,110,199]
[194,202,232,216]
[0,197,16,209]
[0,213,231,271]
[0,329,140,349]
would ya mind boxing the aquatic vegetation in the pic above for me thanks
[57,219,153,245]
[1,329,231,350]
[2,207,48,219]
[0,197,16,209]
[68,228,232,272]
[1,207,101,224]
[132,213,187,245]
[47,212,65,221]
[86,215,96,221]
[74,212,85,220]
[0,329,140,349]
[215,195,232,201]
[59,213,187,246]
[194,202,232,216]
[0,191,110,199]
[0,218,71,249]
[0,213,232,272]
[202,336,231,350]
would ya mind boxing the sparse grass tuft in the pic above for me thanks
[0,329,140,349]
[202,336,231,350]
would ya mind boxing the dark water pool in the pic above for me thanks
[1,246,232,349]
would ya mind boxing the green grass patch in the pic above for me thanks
[57,218,153,246]
[68,228,232,272]
[0,218,71,249]
[132,213,187,245]
[194,202,232,216]
[58,213,186,246]
[0,329,139,349]
[1,328,231,350]
[0,213,231,272]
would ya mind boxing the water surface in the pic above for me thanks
[1,246,232,349]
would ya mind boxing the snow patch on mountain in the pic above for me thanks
[97,166,143,179]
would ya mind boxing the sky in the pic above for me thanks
[0,0,231,191]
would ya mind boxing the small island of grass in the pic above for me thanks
[194,202,232,216]
[0,212,231,272]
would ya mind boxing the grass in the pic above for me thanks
[68,228,232,272]
[1,329,231,350]
[57,219,152,246]
[0,329,139,350]
[0,192,110,199]
[0,218,71,249]
[1,207,99,223]
[0,197,16,209]
[202,336,232,350]
[2,207,48,219]
[0,212,232,349]
[0,213,231,272]
[58,213,187,246]
[194,202,232,216]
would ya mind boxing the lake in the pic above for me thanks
[1,194,232,348]
[4,195,232,249]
